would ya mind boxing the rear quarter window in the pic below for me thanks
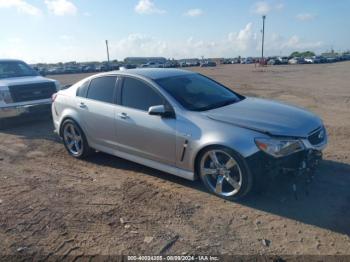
[76,80,90,98]
[86,76,117,103]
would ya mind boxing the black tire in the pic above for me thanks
[61,119,94,159]
[197,146,254,200]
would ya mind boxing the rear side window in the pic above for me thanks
[76,80,90,97]
[86,76,117,103]
[121,77,163,111]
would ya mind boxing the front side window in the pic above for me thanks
[86,76,117,103]
[155,73,243,111]
[0,61,39,79]
[121,77,163,111]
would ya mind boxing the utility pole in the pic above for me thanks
[261,15,266,62]
[105,40,110,64]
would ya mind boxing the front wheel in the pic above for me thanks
[198,146,253,200]
[61,119,94,159]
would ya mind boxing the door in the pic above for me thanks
[77,76,118,149]
[115,77,176,166]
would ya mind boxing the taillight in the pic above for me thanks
[52,93,58,102]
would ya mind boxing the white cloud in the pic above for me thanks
[252,1,284,15]
[7,37,23,44]
[0,23,323,63]
[0,0,41,16]
[108,24,323,60]
[228,23,257,52]
[275,2,284,10]
[252,1,271,15]
[134,0,165,15]
[184,8,203,17]
[112,34,168,57]
[263,33,323,55]
[45,0,77,16]
[281,35,322,49]
[296,13,316,21]
[109,23,258,59]
[59,35,74,41]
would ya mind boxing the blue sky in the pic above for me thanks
[0,0,349,63]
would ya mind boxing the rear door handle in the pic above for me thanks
[79,102,87,109]
[118,112,129,119]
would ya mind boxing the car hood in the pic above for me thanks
[206,97,322,138]
[0,76,56,88]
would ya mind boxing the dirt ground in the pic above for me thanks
[1,62,350,259]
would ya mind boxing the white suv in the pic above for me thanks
[0,59,60,123]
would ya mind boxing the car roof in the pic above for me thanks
[102,68,195,80]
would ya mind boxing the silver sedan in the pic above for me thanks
[52,69,327,199]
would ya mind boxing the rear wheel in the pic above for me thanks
[61,119,93,159]
[198,146,253,200]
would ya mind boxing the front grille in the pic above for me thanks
[308,127,325,145]
[9,82,56,103]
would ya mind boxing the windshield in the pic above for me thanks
[155,73,243,111]
[0,61,39,79]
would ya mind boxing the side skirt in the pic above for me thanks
[91,143,195,181]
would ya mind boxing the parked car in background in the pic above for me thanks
[47,67,64,75]
[81,65,95,73]
[0,59,60,125]
[121,64,137,69]
[277,57,289,64]
[52,68,327,200]
[343,54,350,60]
[304,57,315,64]
[288,57,304,64]
[326,57,337,63]
[141,62,164,68]
[313,56,321,64]
[231,58,240,64]
[200,61,217,67]
[267,57,281,65]
[241,57,254,64]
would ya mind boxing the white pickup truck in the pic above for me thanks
[0,59,60,123]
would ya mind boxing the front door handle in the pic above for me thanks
[118,112,129,119]
[79,102,87,109]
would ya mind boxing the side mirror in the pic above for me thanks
[148,105,175,118]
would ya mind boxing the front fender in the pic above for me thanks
[188,125,262,171]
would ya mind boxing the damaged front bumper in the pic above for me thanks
[248,127,327,180]
[247,133,326,185]
[247,149,323,179]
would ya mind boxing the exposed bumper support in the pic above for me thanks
[247,149,323,179]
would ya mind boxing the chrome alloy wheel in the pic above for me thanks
[63,123,83,156]
[200,150,243,197]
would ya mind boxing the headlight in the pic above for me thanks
[255,137,305,158]
[0,90,13,103]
